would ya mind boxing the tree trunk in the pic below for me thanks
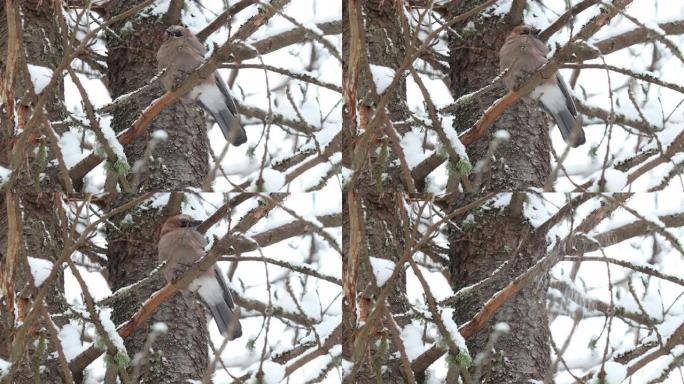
[1,1,70,382]
[448,195,550,383]
[343,0,413,382]
[343,192,410,383]
[443,1,553,381]
[105,202,210,383]
[0,193,69,384]
[447,1,551,191]
[104,0,209,191]
[0,0,68,191]
[100,1,213,381]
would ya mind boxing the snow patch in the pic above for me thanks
[369,64,396,94]
[0,358,9,378]
[596,361,627,384]
[27,257,53,287]
[0,166,10,186]
[400,322,425,361]
[400,129,427,168]
[151,130,168,141]
[597,169,627,192]
[254,361,285,384]
[59,322,87,361]
[28,64,53,94]
[369,257,396,287]
[98,308,127,357]
[253,169,286,192]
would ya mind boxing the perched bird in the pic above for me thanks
[158,214,242,339]
[499,24,586,147]
[156,25,247,146]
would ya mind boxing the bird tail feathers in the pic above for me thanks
[197,99,247,146]
[206,301,242,340]
[552,108,586,148]
[217,108,247,146]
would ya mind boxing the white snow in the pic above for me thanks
[0,358,9,378]
[488,0,513,16]
[494,129,510,141]
[27,257,53,287]
[597,169,627,192]
[523,194,552,228]
[151,322,168,334]
[98,308,127,356]
[399,129,427,168]
[151,130,168,141]
[489,193,512,209]
[0,166,10,186]
[440,308,468,352]
[369,64,396,94]
[493,322,510,333]
[369,257,396,287]
[597,361,627,384]
[28,64,53,94]
[59,322,88,361]
[58,130,87,168]
[441,117,468,160]
[255,361,285,384]
[253,169,286,192]
[400,322,425,361]
[97,116,127,164]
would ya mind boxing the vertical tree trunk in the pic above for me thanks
[0,0,68,190]
[106,203,210,383]
[343,0,410,192]
[343,192,410,383]
[343,0,413,382]
[1,1,69,382]
[448,195,550,383]
[104,0,209,191]
[447,1,551,191]
[0,193,69,384]
[101,1,213,381]
[444,2,553,381]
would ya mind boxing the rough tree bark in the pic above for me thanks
[343,0,412,382]
[1,2,70,382]
[343,0,410,192]
[0,193,69,384]
[343,192,410,383]
[447,1,551,192]
[445,1,553,381]
[105,201,210,383]
[0,0,68,190]
[448,195,550,383]
[101,1,213,381]
[104,0,209,191]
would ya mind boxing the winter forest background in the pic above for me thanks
[0,1,682,384]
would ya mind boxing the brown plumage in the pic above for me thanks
[156,25,247,146]
[158,214,242,339]
[499,25,586,147]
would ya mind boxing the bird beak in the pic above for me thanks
[190,220,203,227]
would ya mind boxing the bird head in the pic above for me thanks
[165,25,188,39]
[510,24,541,38]
[160,214,202,236]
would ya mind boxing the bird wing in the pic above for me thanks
[213,265,236,310]
[213,72,239,116]
[555,74,577,116]
[186,34,207,56]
